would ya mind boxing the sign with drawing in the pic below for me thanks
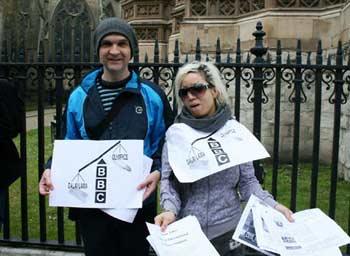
[166,120,270,183]
[49,140,144,208]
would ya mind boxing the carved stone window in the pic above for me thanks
[324,0,346,5]
[277,0,346,7]
[191,0,207,16]
[123,4,134,19]
[300,0,320,7]
[277,0,296,7]
[219,0,236,16]
[136,4,160,16]
[176,0,185,5]
[51,0,93,62]
[191,0,265,16]
[135,28,159,40]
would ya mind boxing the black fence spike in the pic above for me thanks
[145,53,149,63]
[327,54,331,65]
[226,52,231,63]
[307,52,311,65]
[266,52,271,63]
[316,40,322,65]
[37,42,44,62]
[185,53,189,63]
[216,37,221,63]
[154,39,159,63]
[246,52,250,64]
[236,38,241,55]
[296,39,302,64]
[277,40,281,56]
[134,46,139,63]
[287,52,291,64]
[206,52,209,61]
[236,38,241,63]
[276,40,281,64]
[250,21,267,63]
[336,41,343,65]
[195,38,201,61]
[174,39,179,63]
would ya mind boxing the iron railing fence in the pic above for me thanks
[0,22,349,255]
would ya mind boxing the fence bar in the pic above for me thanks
[3,188,9,239]
[18,74,29,241]
[310,41,322,208]
[195,38,201,61]
[250,21,267,183]
[272,40,282,198]
[215,38,221,63]
[329,41,343,219]
[153,40,160,85]
[37,67,47,242]
[290,40,302,212]
[234,38,241,121]
[173,39,180,111]
[55,65,65,244]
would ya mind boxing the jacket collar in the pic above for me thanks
[80,68,140,93]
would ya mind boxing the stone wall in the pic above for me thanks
[163,2,350,181]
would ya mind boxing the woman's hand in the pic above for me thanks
[154,211,176,232]
[39,169,54,195]
[275,203,294,222]
[137,170,160,200]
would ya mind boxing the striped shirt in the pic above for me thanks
[97,74,132,112]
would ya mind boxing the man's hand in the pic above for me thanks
[275,203,294,222]
[137,170,160,200]
[39,169,54,195]
[154,211,176,232]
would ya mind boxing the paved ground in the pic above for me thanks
[0,247,83,256]
[25,109,56,131]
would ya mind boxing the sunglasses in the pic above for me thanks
[178,83,213,99]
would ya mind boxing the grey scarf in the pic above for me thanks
[175,104,232,133]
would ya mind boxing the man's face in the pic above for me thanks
[99,34,131,81]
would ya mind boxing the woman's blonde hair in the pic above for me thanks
[174,61,229,113]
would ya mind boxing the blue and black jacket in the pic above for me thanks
[63,68,174,218]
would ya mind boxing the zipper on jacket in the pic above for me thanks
[206,176,210,235]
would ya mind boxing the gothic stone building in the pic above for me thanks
[1,0,350,62]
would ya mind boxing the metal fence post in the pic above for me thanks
[250,21,267,183]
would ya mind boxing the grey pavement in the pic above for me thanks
[0,247,83,256]
[25,109,56,131]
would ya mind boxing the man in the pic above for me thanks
[39,17,173,255]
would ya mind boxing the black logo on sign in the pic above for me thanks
[71,141,121,204]
[207,138,230,166]
[95,159,107,203]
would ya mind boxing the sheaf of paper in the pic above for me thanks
[146,215,219,256]
[254,204,350,256]
[252,199,305,255]
[232,195,277,256]
[49,140,144,208]
[283,208,350,255]
[166,120,269,183]
[236,195,350,256]
[102,155,153,222]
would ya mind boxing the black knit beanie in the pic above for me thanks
[94,17,138,59]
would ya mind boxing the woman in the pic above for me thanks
[154,62,293,255]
